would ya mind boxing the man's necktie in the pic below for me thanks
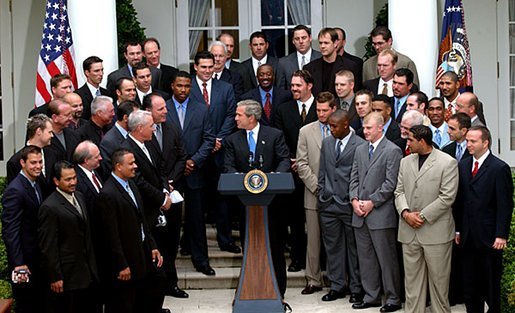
[445,104,453,122]
[472,160,479,177]
[369,144,374,160]
[301,103,307,123]
[95,89,101,97]
[300,55,306,69]
[214,73,219,80]
[381,83,388,95]
[395,98,401,118]
[91,172,102,192]
[341,100,349,111]
[248,131,256,160]
[202,82,209,106]
[335,140,342,159]
[178,104,185,129]
[323,125,330,139]
[434,129,442,147]
[263,92,272,121]
[456,143,463,161]
[72,196,84,218]
[126,183,138,207]
[155,124,163,151]
[33,183,41,205]
[405,146,411,156]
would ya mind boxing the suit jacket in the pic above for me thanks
[96,176,157,281]
[75,165,102,218]
[158,63,179,95]
[238,56,279,93]
[276,49,322,90]
[318,133,365,213]
[38,190,98,290]
[227,59,243,72]
[349,137,403,229]
[218,68,244,102]
[454,153,514,249]
[385,119,401,142]
[240,87,292,126]
[165,98,216,189]
[75,85,112,120]
[99,124,127,180]
[274,99,317,157]
[363,78,419,97]
[223,125,290,173]
[46,128,81,163]
[363,51,420,86]
[395,149,459,244]
[29,102,50,118]
[337,96,359,124]
[442,141,471,161]
[304,55,362,97]
[78,119,105,147]
[471,116,486,127]
[106,65,161,95]
[1,173,42,269]
[343,51,364,70]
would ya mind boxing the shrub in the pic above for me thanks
[0,176,12,299]
[501,174,515,312]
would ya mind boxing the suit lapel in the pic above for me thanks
[367,138,386,169]
[338,133,356,163]
[21,176,40,206]
[414,150,437,182]
[311,123,323,150]
[471,153,491,183]
[55,192,84,220]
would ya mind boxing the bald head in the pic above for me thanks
[63,92,84,120]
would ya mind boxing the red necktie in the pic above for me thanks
[472,160,479,177]
[263,92,271,120]
[202,82,209,106]
[92,172,102,191]
[445,104,453,122]
[405,146,410,156]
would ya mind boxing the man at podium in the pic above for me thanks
[224,99,290,298]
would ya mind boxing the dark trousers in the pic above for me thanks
[281,175,306,265]
[449,242,464,305]
[183,186,209,267]
[11,271,45,313]
[47,286,101,313]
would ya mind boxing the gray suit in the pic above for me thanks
[276,49,322,90]
[349,136,402,306]
[362,51,419,86]
[318,132,365,293]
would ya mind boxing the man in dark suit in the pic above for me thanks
[96,149,169,313]
[78,96,116,146]
[304,28,362,97]
[334,70,358,123]
[218,32,243,72]
[73,141,104,215]
[349,112,403,312]
[2,146,46,313]
[46,99,82,163]
[454,126,513,313]
[351,90,374,132]
[75,56,112,119]
[241,64,292,126]
[276,24,322,90]
[142,93,189,296]
[143,37,178,96]
[335,27,364,76]
[63,92,88,130]
[132,62,171,106]
[29,74,73,117]
[106,42,161,95]
[391,68,414,124]
[369,94,401,142]
[239,31,279,93]
[318,110,365,303]
[224,99,290,297]
[38,161,100,313]
[166,71,217,274]
[443,112,471,162]
[210,41,244,102]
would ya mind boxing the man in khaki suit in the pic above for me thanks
[296,92,336,295]
[395,125,458,313]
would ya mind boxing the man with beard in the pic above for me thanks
[63,92,87,130]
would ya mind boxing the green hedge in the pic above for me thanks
[501,174,515,312]
[0,176,12,299]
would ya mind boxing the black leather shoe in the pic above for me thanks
[321,290,345,301]
[352,301,382,309]
[179,248,191,256]
[301,284,322,295]
[220,243,241,254]
[349,293,364,303]
[167,285,189,298]
[287,261,304,272]
[161,309,171,313]
[196,264,216,276]
[380,304,402,312]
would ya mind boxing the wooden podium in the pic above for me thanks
[218,172,294,313]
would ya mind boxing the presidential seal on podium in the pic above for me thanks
[243,169,268,194]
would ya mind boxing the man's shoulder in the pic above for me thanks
[363,55,378,66]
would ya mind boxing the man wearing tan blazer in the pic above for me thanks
[395,125,458,313]
[296,92,336,295]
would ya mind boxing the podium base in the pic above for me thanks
[233,299,284,313]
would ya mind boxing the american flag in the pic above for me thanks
[435,0,473,90]
[35,0,77,107]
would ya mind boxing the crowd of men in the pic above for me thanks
[1,24,512,313]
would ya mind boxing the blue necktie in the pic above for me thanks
[395,99,401,117]
[456,143,463,161]
[434,129,442,147]
[369,144,374,160]
[248,130,256,160]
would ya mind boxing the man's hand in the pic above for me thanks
[493,237,507,250]
[185,159,195,176]
[162,195,172,210]
[290,159,297,172]
[152,249,164,268]
[352,199,365,217]
[455,233,461,245]
[404,211,424,229]
[14,265,30,283]
[360,200,374,217]
[212,138,222,153]
[118,267,131,281]
[50,280,64,293]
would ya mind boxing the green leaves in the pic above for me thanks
[116,0,146,67]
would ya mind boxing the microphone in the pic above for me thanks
[259,155,264,170]
[248,152,254,169]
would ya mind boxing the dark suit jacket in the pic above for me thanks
[134,88,171,107]
[304,55,362,97]
[362,78,419,97]
[38,190,98,290]
[238,56,279,93]
[276,49,322,90]
[96,176,157,281]
[166,98,216,189]
[337,97,358,124]
[75,166,102,218]
[75,85,112,120]
[273,99,318,157]
[28,102,50,118]
[47,128,82,162]
[218,68,244,102]
[78,119,105,147]
[1,173,42,269]
[223,125,290,173]
[158,63,179,95]
[228,59,243,72]
[455,153,514,249]
[240,87,292,126]
[106,65,161,95]
[343,51,364,70]
[99,124,127,180]
[385,119,401,142]
[442,141,471,161]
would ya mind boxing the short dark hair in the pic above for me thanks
[318,28,338,42]
[53,160,74,180]
[372,94,391,106]
[26,114,52,139]
[82,56,103,72]
[115,77,133,91]
[410,91,428,106]
[469,125,492,148]
[316,91,336,108]
[329,109,349,122]
[292,70,314,85]
[409,125,433,146]
[394,68,414,85]
[449,112,471,130]
[50,74,72,89]
[194,51,214,65]
[356,89,374,100]
[20,145,42,162]
[141,92,163,110]
[112,148,132,170]
[442,71,459,83]
[249,31,268,43]
[428,97,445,109]
[48,99,69,117]
[334,27,346,40]
[117,100,139,121]
[292,25,311,37]
[172,71,192,82]
[131,61,150,77]
[142,37,160,50]
[370,26,392,41]
[123,41,141,54]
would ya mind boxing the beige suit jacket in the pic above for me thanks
[296,121,323,210]
[363,51,420,86]
[395,148,458,244]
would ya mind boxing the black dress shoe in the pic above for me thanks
[179,248,191,256]
[352,301,382,309]
[161,309,171,313]
[301,284,322,295]
[195,264,216,276]
[287,261,304,272]
[220,243,241,254]
[380,304,402,312]
[167,285,189,298]
[349,293,364,303]
[321,290,345,301]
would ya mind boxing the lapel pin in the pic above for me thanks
[261,141,265,145]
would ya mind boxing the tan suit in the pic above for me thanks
[395,148,458,313]
[296,121,324,286]
[363,51,419,86]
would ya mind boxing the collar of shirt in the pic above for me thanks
[173,96,189,111]
[319,121,329,136]
[470,115,479,124]
[137,86,153,104]
[19,170,37,185]
[336,131,352,151]
[78,164,101,192]
[370,134,385,150]
[297,95,315,115]
[129,134,147,151]
[114,122,129,139]
[252,56,268,75]
[127,64,134,77]
[444,92,460,109]
[213,68,224,79]
[429,122,450,146]
[383,117,393,134]
[297,48,312,68]
[378,78,394,97]
[457,139,467,152]
[56,187,76,206]
[112,172,129,189]
[393,94,409,108]
[473,149,490,170]
[259,87,273,105]
[340,95,355,106]
[86,81,100,97]
[246,123,260,143]
[225,59,231,69]
[195,76,212,94]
